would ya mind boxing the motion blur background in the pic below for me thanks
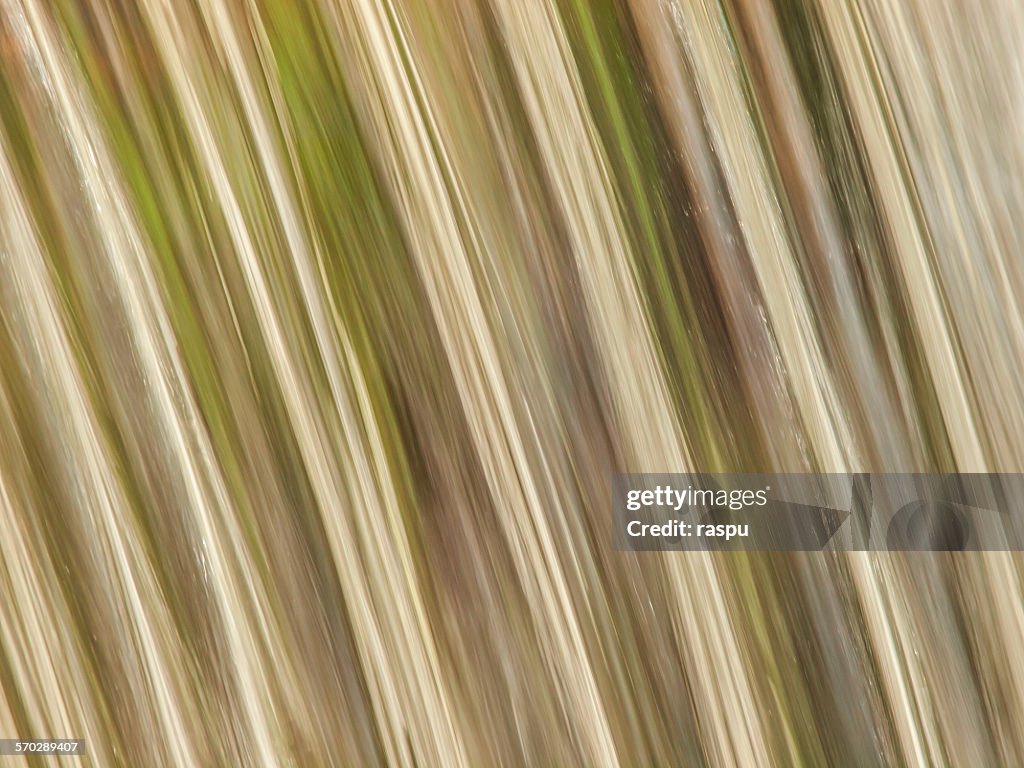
[0,0,1022,764]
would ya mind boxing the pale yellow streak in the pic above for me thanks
[136,0,469,763]
[0,434,107,767]
[197,2,469,764]
[861,0,1024,467]
[8,1,314,763]
[853,0,1024,739]
[320,0,634,762]
[0,117,198,765]
[663,0,855,473]
[815,0,986,470]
